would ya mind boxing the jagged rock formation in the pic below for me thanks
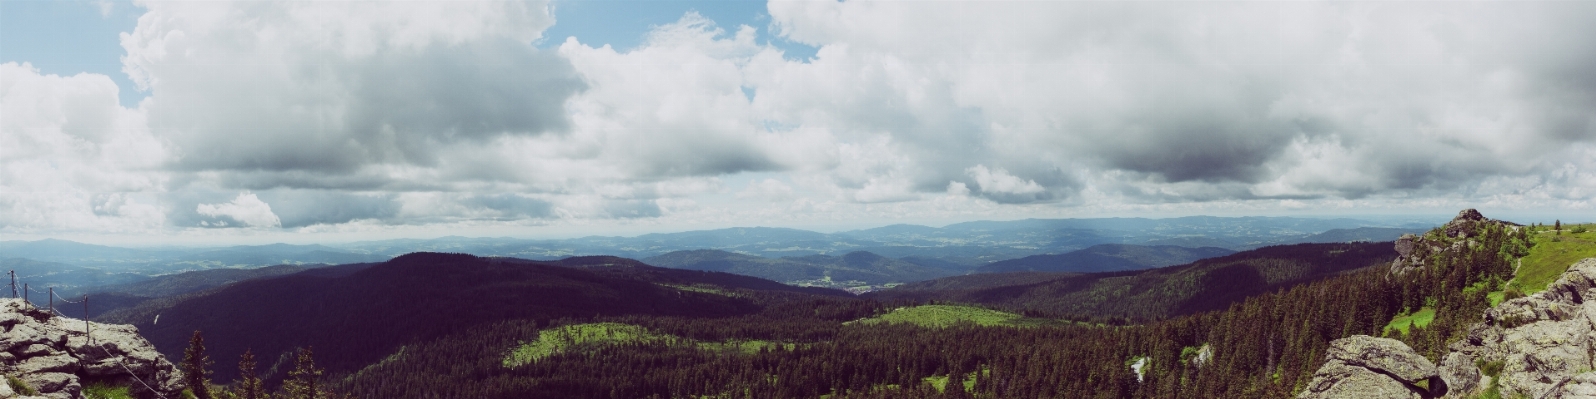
[0,298,183,399]
[1302,258,1596,398]
[1390,209,1517,276]
[1439,257,1596,398]
[1299,336,1443,398]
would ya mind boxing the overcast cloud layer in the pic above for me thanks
[3,0,1596,242]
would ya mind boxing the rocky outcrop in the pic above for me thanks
[1438,258,1596,398]
[1,298,183,399]
[1303,258,1596,398]
[1390,209,1517,276]
[1299,336,1442,399]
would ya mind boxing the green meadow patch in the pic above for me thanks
[503,322,791,368]
[1384,307,1435,336]
[850,305,1067,328]
[660,283,739,297]
[1515,226,1596,294]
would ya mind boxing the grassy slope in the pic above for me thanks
[1515,224,1596,293]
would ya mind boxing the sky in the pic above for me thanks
[2,0,1595,245]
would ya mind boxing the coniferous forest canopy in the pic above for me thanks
[37,211,1569,398]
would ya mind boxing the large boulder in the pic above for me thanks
[1299,336,1442,399]
[0,298,183,399]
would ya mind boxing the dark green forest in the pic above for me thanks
[141,220,1530,398]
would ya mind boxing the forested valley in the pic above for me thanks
[43,211,1559,398]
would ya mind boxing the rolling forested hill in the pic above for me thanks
[81,210,1549,399]
[643,249,957,287]
[974,244,1235,274]
[111,252,828,385]
[871,242,1396,322]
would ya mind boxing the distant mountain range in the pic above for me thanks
[643,250,958,287]
[1,216,1431,271]
[975,244,1236,274]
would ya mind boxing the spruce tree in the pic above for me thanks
[236,349,263,399]
[181,330,213,399]
[1557,220,1563,235]
[284,347,324,399]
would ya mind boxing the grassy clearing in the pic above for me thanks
[850,305,1066,328]
[1514,225,1596,294]
[503,323,792,368]
[504,323,675,368]
[1384,307,1436,336]
[659,283,739,297]
[922,368,983,393]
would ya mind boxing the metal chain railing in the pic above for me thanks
[42,306,170,399]
[7,269,169,399]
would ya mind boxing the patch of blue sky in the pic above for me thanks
[0,0,818,109]
[1,0,144,107]
[540,0,817,61]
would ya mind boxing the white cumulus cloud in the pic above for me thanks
[195,192,282,228]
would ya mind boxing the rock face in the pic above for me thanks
[0,298,183,399]
[1302,258,1596,399]
[1443,209,1486,239]
[1390,209,1516,276]
[1439,258,1596,398]
[1299,336,1442,399]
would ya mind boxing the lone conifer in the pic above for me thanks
[181,330,212,399]
[284,347,324,399]
[236,348,263,399]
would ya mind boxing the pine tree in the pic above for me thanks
[284,347,324,399]
[1557,220,1563,235]
[236,348,263,399]
[181,330,213,399]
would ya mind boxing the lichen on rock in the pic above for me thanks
[1298,336,1442,399]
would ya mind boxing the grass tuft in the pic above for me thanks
[84,382,135,399]
[7,374,38,396]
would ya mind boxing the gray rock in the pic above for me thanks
[1438,352,1481,395]
[17,353,78,374]
[1550,372,1596,398]
[15,344,53,358]
[1299,336,1439,399]
[1430,258,1596,398]
[0,298,183,398]
[18,372,78,397]
[1395,234,1418,258]
[1444,209,1486,238]
[1326,336,1439,382]
[1301,361,1427,399]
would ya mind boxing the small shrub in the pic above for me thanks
[1503,288,1527,303]
[83,382,134,399]
[1574,226,1589,234]
[1477,359,1506,377]
[7,375,38,396]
